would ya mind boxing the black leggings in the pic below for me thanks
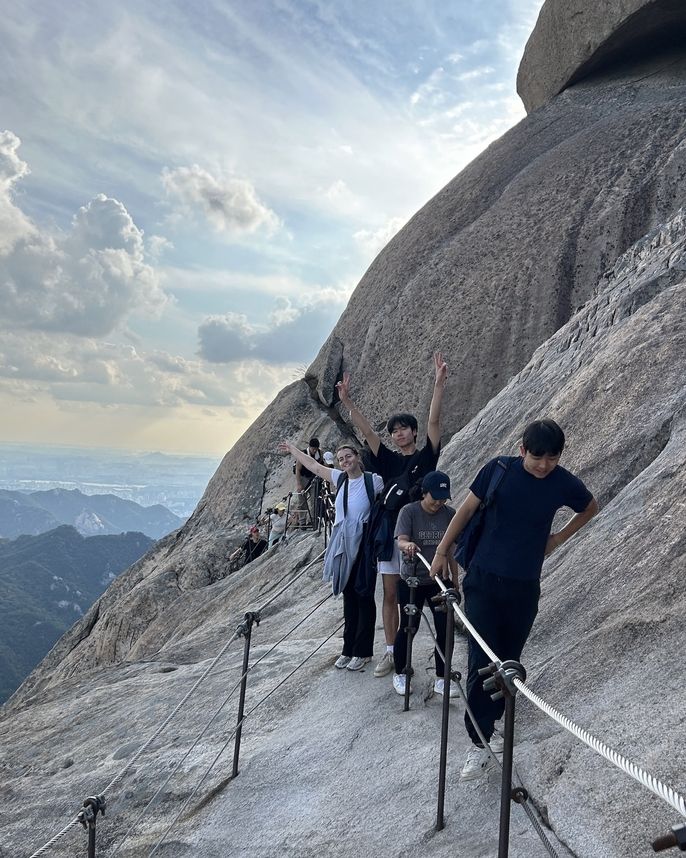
[342,548,376,658]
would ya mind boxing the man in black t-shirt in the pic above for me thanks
[336,352,447,678]
[431,419,598,781]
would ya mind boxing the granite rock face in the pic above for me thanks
[190,43,686,531]
[2,4,686,856]
[2,199,684,858]
[518,0,686,112]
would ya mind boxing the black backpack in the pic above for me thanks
[380,450,423,513]
[336,471,377,517]
[455,457,509,569]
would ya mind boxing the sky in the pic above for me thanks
[0,0,544,456]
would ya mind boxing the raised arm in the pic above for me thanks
[429,490,480,578]
[427,351,448,453]
[335,372,381,457]
[278,441,334,483]
[545,497,599,556]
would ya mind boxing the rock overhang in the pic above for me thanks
[517,0,686,113]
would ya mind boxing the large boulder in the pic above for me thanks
[518,0,686,112]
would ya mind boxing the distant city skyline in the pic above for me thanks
[0,1,544,455]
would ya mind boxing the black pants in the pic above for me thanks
[393,578,447,677]
[342,547,376,658]
[463,565,540,745]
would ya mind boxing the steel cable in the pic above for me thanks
[111,589,333,855]
[416,610,560,858]
[416,552,686,822]
[148,618,345,856]
[27,549,326,858]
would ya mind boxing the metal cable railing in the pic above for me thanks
[414,552,686,823]
[147,617,345,856]
[26,547,327,858]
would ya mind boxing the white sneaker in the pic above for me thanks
[373,651,395,677]
[392,673,412,696]
[489,733,504,755]
[345,656,371,672]
[433,678,459,698]
[460,745,493,780]
[334,655,351,669]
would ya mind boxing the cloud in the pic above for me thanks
[162,164,281,236]
[0,136,167,336]
[353,216,406,258]
[197,293,348,365]
[0,130,36,253]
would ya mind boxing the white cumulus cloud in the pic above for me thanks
[353,216,406,258]
[0,135,168,337]
[0,130,36,253]
[162,164,281,236]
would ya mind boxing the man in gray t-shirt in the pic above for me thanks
[392,471,459,697]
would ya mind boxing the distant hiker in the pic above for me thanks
[430,419,598,780]
[278,440,383,672]
[267,502,288,548]
[295,438,324,493]
[392,471,460,698]
[230,526,268,569]
[336,352,447,679]
[292,438,324,526]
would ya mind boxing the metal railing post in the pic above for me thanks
[481,659,526,858]
[78,795,106,858]
[436,585,459,832]
[231,612,260,778]
[403,575,419,712]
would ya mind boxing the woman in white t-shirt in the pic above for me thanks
[278,440,383,672]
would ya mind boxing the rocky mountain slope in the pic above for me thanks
[0,2,684,857]
[0,526,154,703]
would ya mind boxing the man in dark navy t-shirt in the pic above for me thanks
[430,419,598,781]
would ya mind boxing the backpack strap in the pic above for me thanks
[363,472,376,506]
[336,470,377,518]
[480,457,509,509]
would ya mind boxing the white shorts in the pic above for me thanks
[378,541,401,575]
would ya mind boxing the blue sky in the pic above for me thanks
[0,0,543,454]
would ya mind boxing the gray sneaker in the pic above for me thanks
[334,655,351,669]
[346,656,372,671]
[373,651,395,677]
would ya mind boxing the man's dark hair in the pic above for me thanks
[386,413,418,434]
[522,419,565,456]
[308,437,320,448]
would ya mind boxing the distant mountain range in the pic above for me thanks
[0,487,184,540]
[0,525,154,703]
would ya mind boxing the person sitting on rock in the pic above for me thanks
[229,526,268,569]
[335,352,447,680]
[278,439,383,673]
[392,471,460,698]
[430,418,598,781]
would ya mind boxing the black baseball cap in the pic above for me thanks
[421,470,451,500]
